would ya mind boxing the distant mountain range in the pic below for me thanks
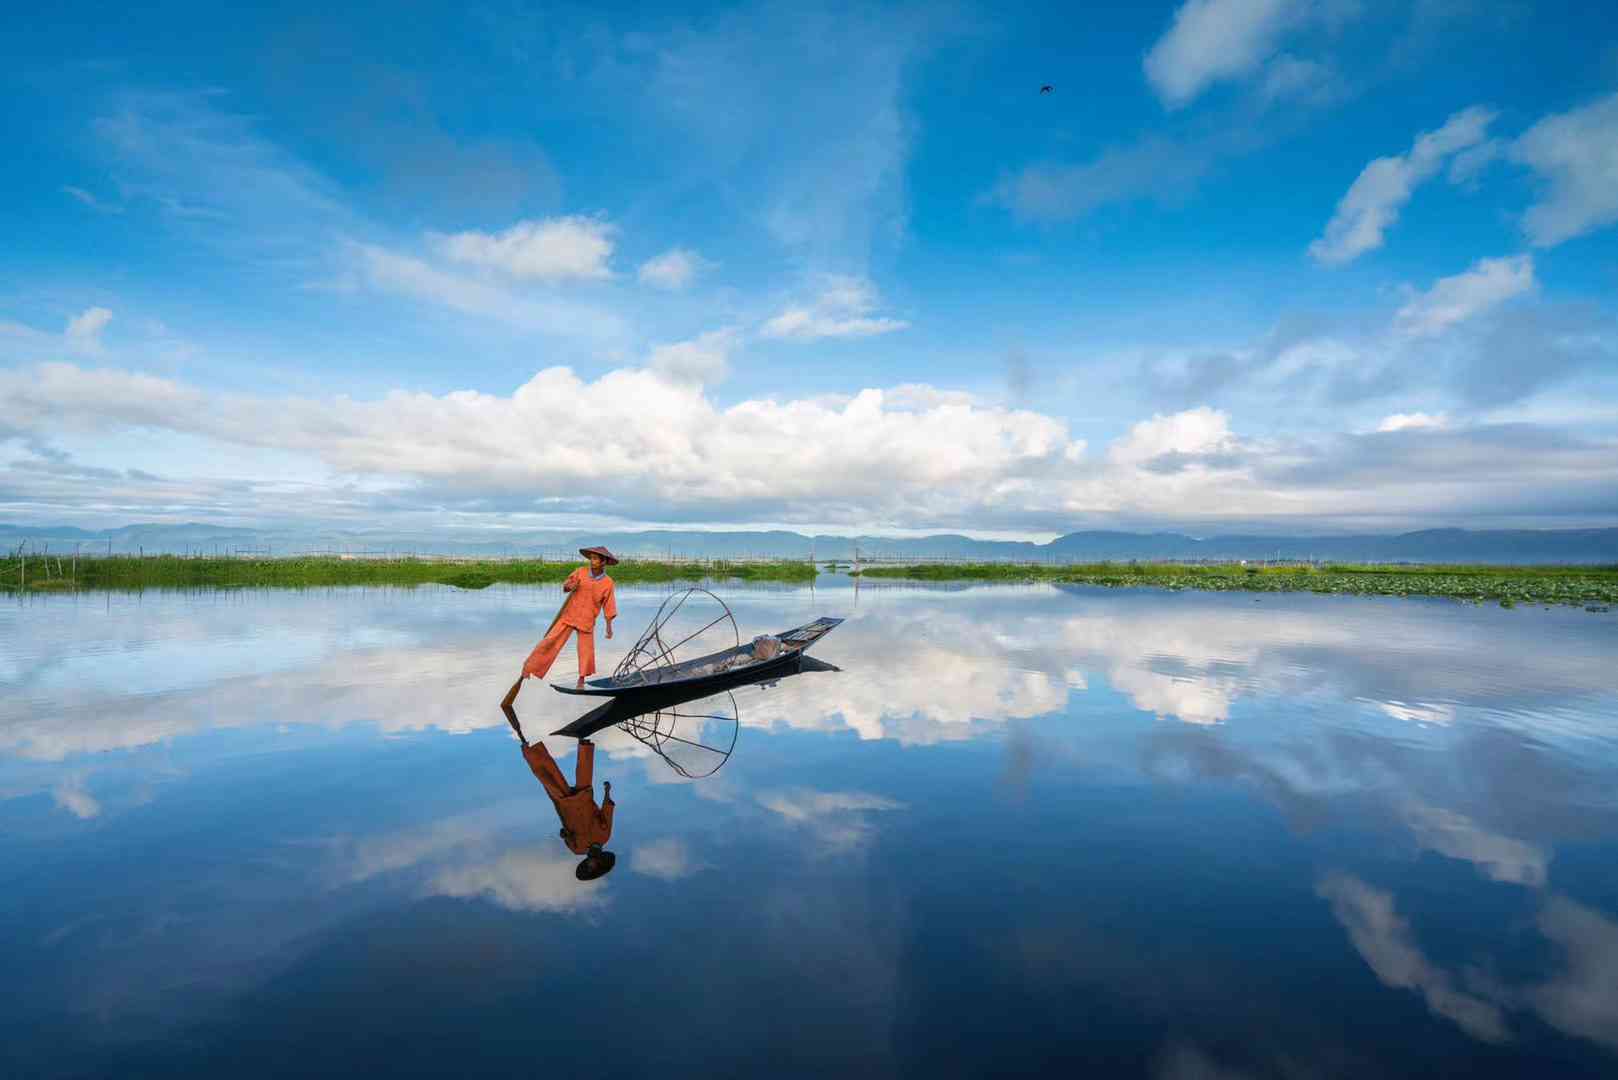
[3,523,1616,564]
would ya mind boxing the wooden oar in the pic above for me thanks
[538,587,572,639]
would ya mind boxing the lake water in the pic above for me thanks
[4,578,1617,1077]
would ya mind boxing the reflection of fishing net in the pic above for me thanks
[613,587,739,686]
[607,587,744,777]
[621,692,739,779]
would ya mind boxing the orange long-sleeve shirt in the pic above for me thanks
[553,789,615,854]
[558,567,617,632]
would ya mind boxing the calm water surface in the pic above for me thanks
[4,579,1617,1077]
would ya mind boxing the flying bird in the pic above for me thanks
[1040,85,1053,94]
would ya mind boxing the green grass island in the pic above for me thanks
[0,554,818,592]
[853,560,1618,609]
[4,553,1616,609]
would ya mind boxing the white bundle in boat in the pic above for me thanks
[670,635,785,681]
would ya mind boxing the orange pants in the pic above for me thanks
[523,739,592,798]
[523,621,595,680]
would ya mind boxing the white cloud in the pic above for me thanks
[51,777,102,819]
[433,216,616,281]
[756,789,905,822]
[1528,897,1618,1049]
[1317,872,1511,1042]
[64,307,112,353]
[6,361,1618,533]
[988,135,1214,224]
[0,361,1078,528]
[356,244,501,314]
[735,610,1070,744]
[429,849,609,912]
[61,185,123,214]
[647,328,738,386]
[1447,138,1503,187]
[1049,601,1279,726]
[1309,106,1497,265]
[347,816,501,883]
[760,276,909,342]
[1107,405,1239,466]
[353,243,628,342]
[0,320,48,344]
[92,89,344,239]
[631,837,705,880]
[1375,413,1449,433]
[1394,255,1535,338]
[637,248,709,290]
[1258,54,1342,107]
[1141,293,1614,414]
[1402,804,1547,886]
[756,788,906,853]
[1510,91,1618,247]
[1143,0,1303,109]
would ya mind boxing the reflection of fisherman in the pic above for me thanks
[502,700,616,881]
[507,546,619,700]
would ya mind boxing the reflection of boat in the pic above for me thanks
[551,651,841,738]
[551,616,844,703]
[550,636,843,776]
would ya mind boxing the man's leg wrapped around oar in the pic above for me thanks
[522,619,579,681]
[521,740,572,800]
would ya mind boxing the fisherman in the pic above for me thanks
[501,702,616,881]
[507,545,618,699]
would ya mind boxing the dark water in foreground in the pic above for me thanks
[3,579,1617,1078]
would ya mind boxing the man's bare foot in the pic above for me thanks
[575,676,586,688]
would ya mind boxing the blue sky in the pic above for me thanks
[2,0,1616,538]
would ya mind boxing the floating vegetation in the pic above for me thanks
[855,561,1618,608]
[0,554,818,593]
